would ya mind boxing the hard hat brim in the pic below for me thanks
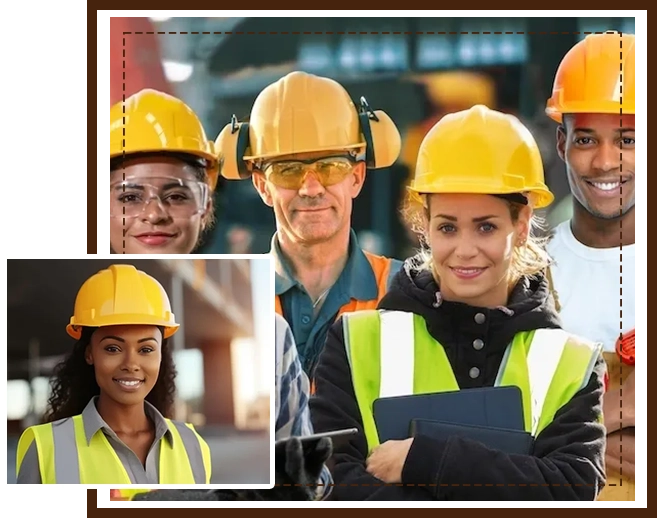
[66,319,180,340]
[243,142,366,163]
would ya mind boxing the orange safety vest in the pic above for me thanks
[275,251,402,393]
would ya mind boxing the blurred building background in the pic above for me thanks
[110,16,635,257]
[7,258,272,483]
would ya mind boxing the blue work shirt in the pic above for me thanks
[272,229,402,377]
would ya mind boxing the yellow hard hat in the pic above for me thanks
[409,105,554,209]
[216,71,401,179]
[66,264,179,340]
[546,32,634,123]
[110,89,219,190]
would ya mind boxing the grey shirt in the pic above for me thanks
[17,397,173,484]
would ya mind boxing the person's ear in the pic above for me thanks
[350,162,367,199]
[85,345,93,366]
[252,172,274,207]
[556,125,566,162]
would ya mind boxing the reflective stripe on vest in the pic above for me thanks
[17,416,211,484]
[343,309,601,453]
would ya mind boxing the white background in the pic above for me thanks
[0,0,80,255]
[0,0,82,512]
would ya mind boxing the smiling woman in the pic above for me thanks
[109,89,218,254]
[15,264,212,485]
[309,105,608,501]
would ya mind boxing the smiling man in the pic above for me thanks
[215,72,404,385]
[545,32,636,500]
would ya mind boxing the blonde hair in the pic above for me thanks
[401,192,551,284]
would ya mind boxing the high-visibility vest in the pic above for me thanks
[596,351,635,501]
[275,252,402,394]
[342,309,602,453]
[17,415,212,484]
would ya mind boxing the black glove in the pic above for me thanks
[132,436,332,502]
[266,435,333,500]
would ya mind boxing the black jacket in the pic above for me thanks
[309,263,606,501]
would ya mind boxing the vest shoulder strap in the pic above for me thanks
[342,309,381,368]
[362,252,403,295]
[562,332,603,392]
[343,310,415,398]
[378,310,415,398]
[163,419,210,484]
[529,329,602,435]
[386,259,404,289]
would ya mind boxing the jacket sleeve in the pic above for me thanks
[401,354,607,500]
[309,317,433,501]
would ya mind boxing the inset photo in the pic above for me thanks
[7,258,273,486]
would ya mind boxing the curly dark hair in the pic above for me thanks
[43,326,177,423]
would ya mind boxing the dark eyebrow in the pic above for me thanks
[100,335,125,343]
[433,214,499,222]
[99,336,158,344]
[573,127,635,135]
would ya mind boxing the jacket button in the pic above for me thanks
[474,312,486,324]
[472,338,484,350]
[301,315,311,325]
[469,367,480,379]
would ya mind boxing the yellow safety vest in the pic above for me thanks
[17,415,212,484]
[342,309,602,453]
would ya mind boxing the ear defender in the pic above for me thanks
[216,115,254,180]
[357,97,402,170]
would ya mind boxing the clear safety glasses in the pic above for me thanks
[110,177,209,219]
[260,154,362,190]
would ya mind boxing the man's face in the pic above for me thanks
[252,150,366,245]
[557,113,635,219]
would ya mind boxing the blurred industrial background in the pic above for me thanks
[7,258,272,483]
[110,16,635,257]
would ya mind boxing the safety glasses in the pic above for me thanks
[110,177,209,219]
[260,154,362,190]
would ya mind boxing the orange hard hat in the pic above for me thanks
[546,32,635,123]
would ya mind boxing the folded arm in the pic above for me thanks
[311,320,606,501]
[401,354,607,500]
[310,319,434,501]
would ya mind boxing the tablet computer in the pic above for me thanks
[373,386,525,443]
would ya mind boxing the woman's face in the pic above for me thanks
[426,193,529,308]
[110,157,210,254]
[86,325,162,407]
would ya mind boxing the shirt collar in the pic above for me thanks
[81,396,174,447]
[271,229,378,301]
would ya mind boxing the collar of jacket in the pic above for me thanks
[271,228,378,302]
[80,396,174,447]
[378,261,562,355]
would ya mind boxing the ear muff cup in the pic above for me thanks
[216,115,253,180]
[218,99,401,178]
[357,97,401,170]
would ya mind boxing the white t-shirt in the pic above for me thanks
[547,220,635,353]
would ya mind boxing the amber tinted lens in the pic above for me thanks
[264,157,354,189]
